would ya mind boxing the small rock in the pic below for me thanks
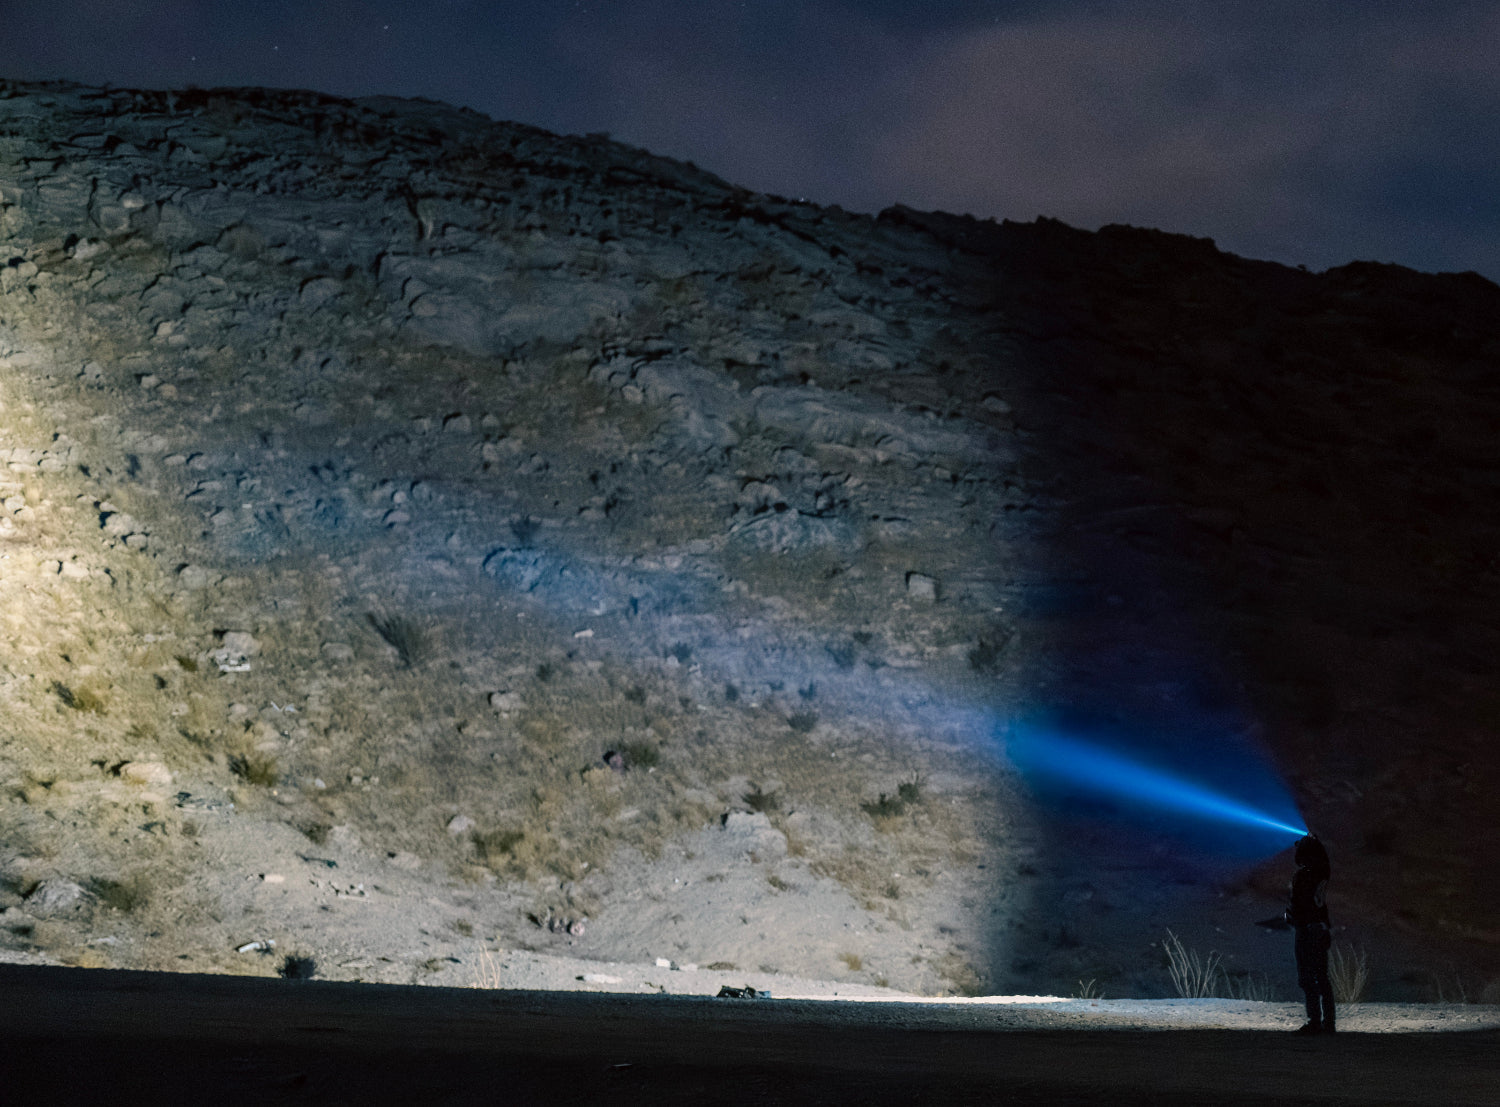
[446,814,476,836]
[120,761,173,789]
[321,642,354,662]
[26,879,87,917]
[905,572,939,602]
[488,691,523,712]
[260,873,285,885]
[212,630,259,672]
[176,564,212,590]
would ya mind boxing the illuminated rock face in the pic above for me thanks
[1,78,1498,999]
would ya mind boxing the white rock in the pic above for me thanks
[488,691,523,712]
[26,879,87,916]
[120,761,173,789]
[221,631,259,656]
[446,814,476,836]
[720,811,789,859]
[906,572,939,602]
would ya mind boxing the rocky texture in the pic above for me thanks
[0,77,1497,1000]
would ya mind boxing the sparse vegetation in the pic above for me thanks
[1162,930,1223,998]
[967,631,1010,673]
[229,750,279,787]
[473,828,525,863]
[51,680,106,713]
[619,741,660,769]
[278,953,317,980]
[839,951,863,971]
[367,611,428,667]
[470,947,503,989]
[860,776,924,820]
[1226,972,1277,1002]
[787,711,819,733]
[1329,943,1369,1004]
[90,873,150,913]
[1074,978,1103,999]
[743,785,780,814]
[509,515,539,545]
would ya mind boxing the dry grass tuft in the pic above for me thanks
[1162,930,1223,998]
[90,873,151,913]
[52,680,107,713]
[229,750,279,787]
[367,611,429,667]
[1330,943,1369,1004]
[470,947,503,989]
[861,776,924,820]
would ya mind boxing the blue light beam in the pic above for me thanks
[1006,727,1307,840]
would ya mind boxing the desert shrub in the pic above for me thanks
[825,643,856,670]
[510,515,539,545]
[619,741,659,769]
[470,947,503,989]
[967,632,1011,674]
[743,785,780,814]
[1227,972,1277,1002]
[229,750,279,787]
[1329,943,1369,1004]
[667,642,693,663]
[787,711,818,733]
[839,952,863,971]
[52,681,106,713]
[474,828,525,864]
[1162,930,1223,998]
[860,776,923,820]
[90,873,151,913]
[1074,978,1104,999]
[367,612,428,667]
[278,953,317,980]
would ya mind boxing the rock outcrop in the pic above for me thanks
[1,77,1497,998]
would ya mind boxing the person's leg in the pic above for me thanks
[1316,931,1336,1031]
[1295,928,1321,1029]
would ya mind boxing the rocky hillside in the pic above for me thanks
[1,77,1497,1001]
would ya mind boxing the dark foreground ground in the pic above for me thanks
[2,964,1496,1106]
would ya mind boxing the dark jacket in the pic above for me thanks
[1285,864,1330,928]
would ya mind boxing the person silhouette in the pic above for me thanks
[1285,834,1335,1034]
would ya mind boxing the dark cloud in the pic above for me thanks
[0,1,1494,278]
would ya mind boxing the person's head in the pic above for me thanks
[1294,834,1330,876]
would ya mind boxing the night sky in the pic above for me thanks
[2,0,1496,280]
